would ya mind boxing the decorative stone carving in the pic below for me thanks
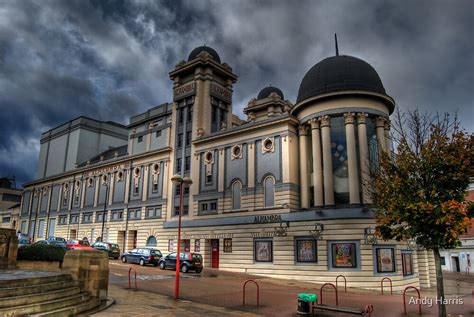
[356,112,368,124]
[0,228,18,269]
[344,112,356,125]
[197,128,205,137]
[298,125,308,136]
[262,137,275,154]
[310,118,320,130]
[231,145,243,160]
[319,115,331,127]
[376,116,387,128]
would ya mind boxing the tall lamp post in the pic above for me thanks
[171,174,193,300]
[100,176,109,242]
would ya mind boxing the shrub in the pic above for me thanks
[17,244,66,262]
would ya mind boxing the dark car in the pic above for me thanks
[17,233,32,248]
[34,239,68,250]
[158,252,203,273]
[121,248,162,266]
[92,241,120,259]
[47,236,67,243]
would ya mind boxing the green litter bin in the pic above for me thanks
[297,293,317,315]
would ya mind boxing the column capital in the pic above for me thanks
[356,112,369,124]
[310,118,320,129]
[384,120,391,131]
[376,116,387,128]
[298,125,308,136]
[344,112,356,125]
[319,115,331,128]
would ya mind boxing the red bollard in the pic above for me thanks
[242,279,259,307]
[128,267,137,289]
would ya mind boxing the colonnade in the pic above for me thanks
[298,113,390,208]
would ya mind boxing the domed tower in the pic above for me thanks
[291,54,394,209]
[243,86,293,121]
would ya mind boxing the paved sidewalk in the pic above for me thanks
[92,284,262,317]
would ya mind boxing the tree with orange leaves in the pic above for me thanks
[371,110,473,317]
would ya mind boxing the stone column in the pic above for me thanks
[320,115,334,206]
[376,116,387,153]
[298,125,309,209]
[357,113,372,204]
[142,165,149,202]
[108,173,115,206]
[310,118,323,207]
[344,113,360,205]
[384,120,391,153]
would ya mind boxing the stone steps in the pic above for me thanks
[0,286,81,308]
[0,292,92,316]
[32,297,101,317]
[0,272,72,288]
[0,279,78,297]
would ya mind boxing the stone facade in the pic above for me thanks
[0,228,18,269]
[20,46,437,290]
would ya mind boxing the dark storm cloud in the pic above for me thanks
[0,0,472,186]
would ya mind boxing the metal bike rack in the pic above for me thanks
[242,279,259,307]
[336,275,347,293]
[320,283,338,306]
[381,277,393,295]
[402,286,421,315]
[128,267,137,289]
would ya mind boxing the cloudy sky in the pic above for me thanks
[0,0,472,186]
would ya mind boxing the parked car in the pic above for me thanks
[66,239,96,250]
[47,236,67,243]
[92,241,120,259]
[158,252,203,273]
[121,247,162,266]
[17,234,32,248]
[34,239,68,250]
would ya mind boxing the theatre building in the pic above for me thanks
[20,46,437,290]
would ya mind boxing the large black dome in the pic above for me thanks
[188,46,221,63]
[297,55,386,103]
[257,86,284,100]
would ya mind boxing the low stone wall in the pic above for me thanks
[0,228,18,269]
[16,260,62,272]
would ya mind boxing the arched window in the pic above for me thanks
[146,236,157,246]
[232,181,241,210]
[264,176,275,207]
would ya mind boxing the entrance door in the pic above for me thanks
[211,239,219,268]
[452,256,460,272]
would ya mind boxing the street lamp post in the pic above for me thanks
[100,177,109,242]
[171,174,193,300]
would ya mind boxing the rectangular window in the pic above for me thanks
[137,136,143,143]
[199,200,218,215]
[183,239,190,252]
[37,220,45,238]
[375,247,395,273]
[111,211,123,221]
[187,106,192,122]
[402,252,414,276]
[440,256,446,266]
[179,108,184,124]
[254,239,273,262]
[185,131,191,146]
[58,216,67,225]
[295,238,317,263]
[224,238,232,253]
[20,221,27,232]
[206,174,212,184]
[173,206,188,216]
[184,187,189,195]
[185,156,191,171]
[96,212,107,222]
[176,158,182,173]
[128,209,141,220]
[202,203,208,211]
[194,239,201,252]
[2,217,10,223]
[152,182,158,192]
[210,202,217,211]
[82,213,92,223]
[155,130,161,138]
[211,106,217,123]
[146,206,161,219]
[168,239,174,252]
[178,133,183,147]
[331,243,357,268]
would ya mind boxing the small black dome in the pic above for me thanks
[257,86,284,100]
[188,46,221,63]
[297,55,386,103]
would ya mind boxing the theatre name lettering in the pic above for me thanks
[173,83,196,100]
[210,83,232,103]
[254,214,282,224]
[86,163,130,177]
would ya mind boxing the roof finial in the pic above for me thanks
[335,33,339,56]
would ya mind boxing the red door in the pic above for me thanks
[211,239,219,268]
